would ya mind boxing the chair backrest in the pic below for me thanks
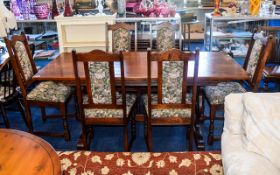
[147,48,199,120]
[72,49,127,121]
[0,59,17,101]
[243,30,273,92]
[105,23,135,53]
[258,26,280,64]
[4,33,37,86]
[154,22,181,51]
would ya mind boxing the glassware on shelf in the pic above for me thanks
[52,0,60,18]
[118,0,126,15]
[212,0,222,16]
[64,0,73,17]
[250,0,261,16]
[34,3,49,19]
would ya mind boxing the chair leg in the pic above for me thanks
[0,104,10,128]
[147,124,152,152]
[208,105,216,145]
[61,104,70,141]
[40,107,47,122]
[124,125,129,151]
[187,126,194,151]
[16,98,28,128]
[24,101,33,132]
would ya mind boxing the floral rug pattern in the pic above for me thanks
[58,151,223,175]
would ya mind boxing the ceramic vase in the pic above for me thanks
[34,3,49,19]
[118,0,126,15]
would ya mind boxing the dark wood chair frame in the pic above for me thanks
[105,22,135,53]
[153,22,182,51]
[257,26,280,90]
[72,49,135,151]
[0,59,26,128]
[202,31,274,145]
[145,48,199,151]
[5,33,73,141]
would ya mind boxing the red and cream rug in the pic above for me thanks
[58,151,223,175]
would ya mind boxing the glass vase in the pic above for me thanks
[250,0,261,16]
[117,0,126,15]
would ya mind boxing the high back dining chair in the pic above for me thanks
[0,59,25,128]
[72,49,137,151]
[257,26,280,90]
[154,22,181,51]
[105,22,135,52]
[143,48,199,151]
[202,31,274,145]
[5,33,74,141]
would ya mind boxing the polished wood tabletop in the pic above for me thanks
[33,51,250,86]
[0,129,61,175]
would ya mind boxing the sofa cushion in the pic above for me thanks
[242,92,280,170]
[222,133,280,175]
[224,93,245,134]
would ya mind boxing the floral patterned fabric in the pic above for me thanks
[88,62,112,104]
[246,39,263,80]
[143,94,192,118]
[27,81,72,103]
[58,151,223,175]
[0,86,15,102]
[162,61,184,104]
[204,82,246,105]
[157,27,176,51]
[112,28,130,52]
[83,93,136,118]
[14,41,34,81]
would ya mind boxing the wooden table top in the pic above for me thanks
[33,51,249,86]
[0,129,61,175]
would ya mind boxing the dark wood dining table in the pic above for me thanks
[33,51,249,150]
[33,51,250,86]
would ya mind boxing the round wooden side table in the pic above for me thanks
[0,129,61,175]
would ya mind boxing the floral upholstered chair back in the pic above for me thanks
[156,22,179,51]
[106,23,135,52]
[148,48,199,106]
[162,61,184,103]
[244,31,273,90]
[88,61,112,104]
[10,34,37,84]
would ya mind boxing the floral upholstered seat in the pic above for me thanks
[0,86,16,102]
[143,93,192,118]
[157,26,176,51]
[27,81,73,103]
[83,93,136,118]
[204,37,263,105]
[204,82,246,105]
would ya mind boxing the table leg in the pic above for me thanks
[194,86,205,151]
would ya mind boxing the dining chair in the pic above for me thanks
[105,22,135,52]
[72,49,137,151]
[5,33,74,141]
[257,26,280,90]
[154,22,181,51]
[0,59,26,128]
[202,31,274,145]
[142,48,199,151]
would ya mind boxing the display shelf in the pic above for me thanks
[204,13,280,57]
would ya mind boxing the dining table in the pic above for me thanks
[33,51,250,150]
[33,51,249,85]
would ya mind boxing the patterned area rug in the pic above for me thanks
[58,151,223,175]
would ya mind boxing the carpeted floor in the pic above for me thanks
[0,42,278,152]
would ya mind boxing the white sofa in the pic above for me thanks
[222,93,280,175]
